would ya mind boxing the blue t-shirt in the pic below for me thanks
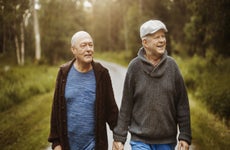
[65,65,96,150]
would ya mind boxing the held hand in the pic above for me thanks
[112,141,124,150]
[178,140,189,150]
[54,145,62,150]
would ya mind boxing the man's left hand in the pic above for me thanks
[178,140,189,150]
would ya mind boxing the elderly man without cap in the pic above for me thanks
[112,20,192,150]
[48,31,119,150]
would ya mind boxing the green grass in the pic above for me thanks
[190,94,230,150]
[0,63,57,150]
[0,65,57,112]
[0,92,53,150]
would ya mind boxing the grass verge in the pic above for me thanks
[189,94,230,149]
[0,92,53,150]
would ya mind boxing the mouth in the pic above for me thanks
[157,45,165,50]
[84,54,93,58]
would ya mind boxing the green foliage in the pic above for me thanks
[190,94,230,149]
[184,0,230,56]
[0,0,30,54]
[175,51,230,123]
[39,0,84,64]
[2,0,229,64]
[0,92,52,150]
[124,2,142,58]
[0,65,56,112]
[196,52,230,122]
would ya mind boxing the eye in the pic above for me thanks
[88,43,93,47]
[153,36,160,40]
[80,43,87,48]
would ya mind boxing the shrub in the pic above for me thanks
[176,52,230,123]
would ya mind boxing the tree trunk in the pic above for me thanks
[20,22,25,65]
[15,34,21,65]
[14,22,25,66]
[33,1,41,62]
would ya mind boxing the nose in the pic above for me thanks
[86,44,94,52]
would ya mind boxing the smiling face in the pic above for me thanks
[71,32,94,64]
[142,29,166,59]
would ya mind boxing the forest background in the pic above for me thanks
[0,0,229,149]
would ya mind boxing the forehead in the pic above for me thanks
[78,36,93,43]
[75,36,93,46]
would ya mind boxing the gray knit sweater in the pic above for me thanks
[113,47,192,145]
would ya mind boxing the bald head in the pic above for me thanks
[71,31,92,47]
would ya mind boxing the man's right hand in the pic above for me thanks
[54,145,62,150]
[112,141,124,150]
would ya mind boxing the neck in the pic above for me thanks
[145,54,161,66]
[74,60,92,73]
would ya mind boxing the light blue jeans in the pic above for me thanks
[130,141,176,150]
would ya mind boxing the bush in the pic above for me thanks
[175,52,230,123]
[197,53,230,123]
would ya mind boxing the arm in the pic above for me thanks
[113,70,134,144]
[104,70,119,130]
[175,68,192,145]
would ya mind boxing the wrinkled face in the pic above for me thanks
[142,29,166,58]
[71,35,94,64]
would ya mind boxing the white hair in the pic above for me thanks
[71,31,92,47]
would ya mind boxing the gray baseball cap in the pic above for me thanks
[140,20,168,38]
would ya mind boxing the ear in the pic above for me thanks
[71,47,75,53]
[142,38,148,47]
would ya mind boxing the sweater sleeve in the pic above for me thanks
[48,69,61,147]
[104,70,119,130]
[175,67,192,145]
[113,69,134,144]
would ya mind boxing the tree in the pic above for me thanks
[185,0,230,57]
[32,0,41,62]
[39,0,87,64]
[0,0,30,65]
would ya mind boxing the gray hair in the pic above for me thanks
[71,31,92,47]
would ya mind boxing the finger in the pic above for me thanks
[177,142,182,150]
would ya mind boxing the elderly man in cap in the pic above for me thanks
[112,20,191,150]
